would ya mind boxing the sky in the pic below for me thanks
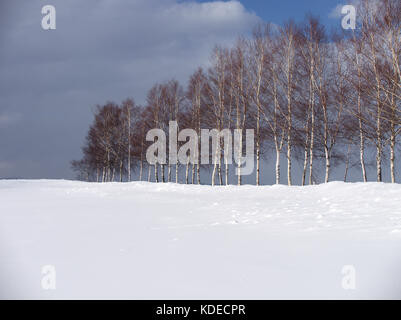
[0,0,373,182]
[199,0,342,27]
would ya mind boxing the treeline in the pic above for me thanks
[72,0,400,185]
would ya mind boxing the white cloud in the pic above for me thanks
[2,0,261,102]
[329,1,362,19]
[329,4,345,19]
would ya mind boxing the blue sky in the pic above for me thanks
[197,0,343,28]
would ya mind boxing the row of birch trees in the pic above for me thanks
[72,0,400,185]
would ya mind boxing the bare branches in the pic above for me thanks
[73,1,400,184]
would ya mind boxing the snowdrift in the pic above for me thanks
[1,180,401,299]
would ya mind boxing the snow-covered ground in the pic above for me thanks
[1,179,401,299]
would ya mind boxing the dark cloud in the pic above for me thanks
[0,0,260,178]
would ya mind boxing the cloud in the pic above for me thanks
[328,4,345,19]
[0,0,261,178]
[329,1,363,19]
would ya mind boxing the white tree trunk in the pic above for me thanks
[154,164,158,183]
[225,163,229,186]
[325,147,330,183]
[309,91,315,185]
[390,135,396,183]
[161,164,165,183]
[212,163,217,187]
[344,143,351,182]
[139,158,143,181]
[256,109,260,186]
[359,120,367,182]
[185,156,190,184]
[196,164,200,185]
[275,146,280,185]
